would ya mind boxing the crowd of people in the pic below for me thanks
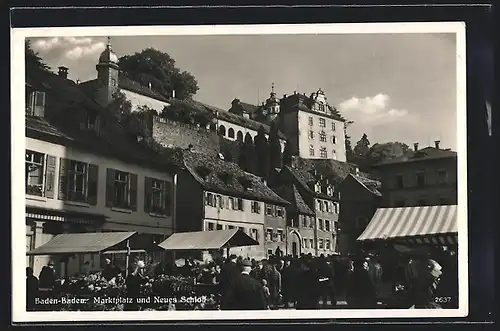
[26,248,458,311]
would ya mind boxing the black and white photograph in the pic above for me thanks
[11,23,467,321]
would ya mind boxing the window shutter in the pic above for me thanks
[44,155,56,198]
[58,158,68,200]
[164,181,172,216]
[105,168,116,207]
[129,173,138,211]
[87,164,99,206]
[144,177,153,213]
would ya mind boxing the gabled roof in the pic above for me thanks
[372,146,457,166]
[279,93,346,122]
[271,184,315,215]
[183,150,289,206]
[349,174,382,196]
[230,99,260,115]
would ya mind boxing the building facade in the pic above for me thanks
[176,150,289,261]
[25,65,176,278]
[337,173,382,254]
[371,142,458,208]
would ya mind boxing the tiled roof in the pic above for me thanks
[182,150,289,206]
[372,146,457,166]
[26,117,180,172]
[230,99,260,114]
[280,93,346,122]
[271,184,315,215]
[79,75,170,103]
[351,174,382,196]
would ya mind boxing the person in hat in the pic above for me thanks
[39,261,56,290]
[219,254,239,295]
[221,259,267,310]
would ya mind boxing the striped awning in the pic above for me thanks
[26,207,107,225]
[357,205,458,245]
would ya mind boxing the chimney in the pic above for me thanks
[434,140,441,149]
[76,79,81,85]
[283,94,287,98]
[172,90,176,99]
[293,91,297,95]
[413,143,419,151]
[58,66,68,79]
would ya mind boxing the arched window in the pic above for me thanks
[237,131,244,142]
[309,145,315,156]
[228,127,235,138]
[331,135,337,144]
[218,125,226,136]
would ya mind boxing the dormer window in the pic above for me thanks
[196,166,211,180]
[26,90,46,117]
[238,176,253,191]
[326,185,334,197]
[85,111,100,134]
[314,182,322,193]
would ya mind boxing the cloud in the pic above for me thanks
[338,93,413,124]
[31,36,105,61]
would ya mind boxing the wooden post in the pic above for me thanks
[125,239,131,277]
[226,245,230,259]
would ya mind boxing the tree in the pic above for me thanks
[366,142,410,165]
[282,138,293,166]
[108,90,132,121]
[353,133,371,159]
[25,39,50,72]
[268,122,282,171]
[239,133,256,173]
[344,121,355,162]
[118,48,199,100]
[254,126,270,178]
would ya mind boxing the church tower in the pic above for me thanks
[265,83,280,122]
[95,37,120,107]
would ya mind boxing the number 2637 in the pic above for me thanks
[434,296,452,303]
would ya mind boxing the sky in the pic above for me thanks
[29,33,457,150]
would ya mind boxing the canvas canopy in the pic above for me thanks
[158,229,259,251]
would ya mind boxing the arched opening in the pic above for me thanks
[288,230,302,258]
[218,125,226,136]
[228,127,235,139]
[236,131,244,142]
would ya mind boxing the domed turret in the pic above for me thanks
[98,37,119,65]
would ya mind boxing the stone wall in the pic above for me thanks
[151,116,220,155]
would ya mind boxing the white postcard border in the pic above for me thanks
[11,22,468,322]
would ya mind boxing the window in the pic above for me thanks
[319,200,324,212]
[218,125,226,136]
[237,131,244,142]
[326,186,334,197]
[308,117,313,126]
[26,90,46,117]
[26,150,45,196]
[238,226,245,233]
[266,228,273,241]
[276,229,284,242]
[320,147,328,158]
[251,201,261,213]
[319,118,326,127]
[228,225,235,229]
[267,249,273,256]
[309,145,315,156]
[302,215,308,228]
[318,218,324,230]
[237,198,244,211]
[228,128,235,138]
[144,177,172,215]
[205,192,216,207]
[216,224,223,230]
[325,220,330,231]
[319,131,326,142]
[437,169,447,184]
[334,203,339,214]
[250,228,259,241]
[105,169,138,210]
[416,171,426,187]
[58,158,98,205]
[207,222,214,231]
[308,131,314,139]
[332,122,336,131]
[309,239,314,248]
[331,136,336,144]
[319,104,325,112]
[228,197,235,210]
[326,240,331,250]
[395,175,404,189]
[266,205,274,216]
[319,239,324,249]
[304,238,309,248]
[276,206,284,218]
[85,111,100,133]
